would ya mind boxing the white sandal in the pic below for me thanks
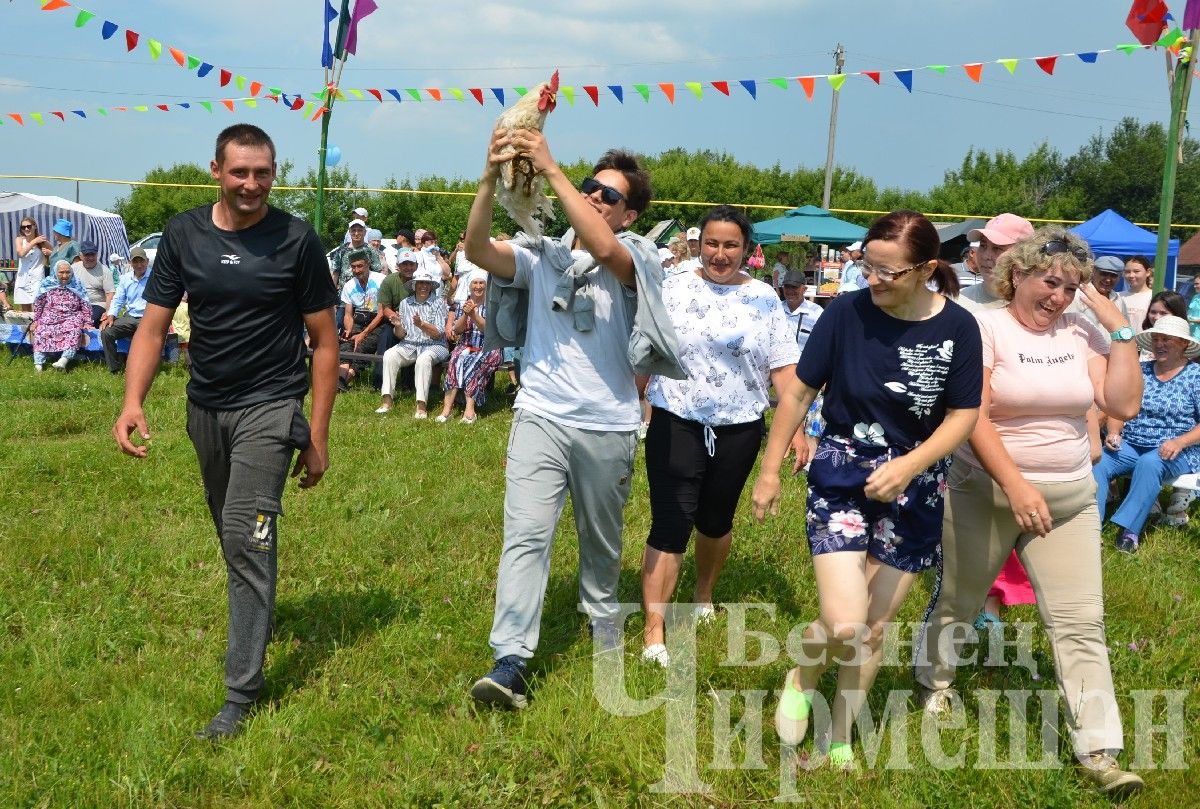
[641,643,670,668]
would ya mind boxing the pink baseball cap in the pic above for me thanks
[968,213,1034,246]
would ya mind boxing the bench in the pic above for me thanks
[1165,473,1200,491]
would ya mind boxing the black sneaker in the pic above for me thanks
[194,700,254,741]
[1116,530,1139,554]
[470,655,529,709]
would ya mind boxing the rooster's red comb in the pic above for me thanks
[549,70,560,93]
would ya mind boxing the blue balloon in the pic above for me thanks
[326,145,342,167]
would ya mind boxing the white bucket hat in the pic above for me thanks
[407,265,442,293]
[1135,315,1200,358]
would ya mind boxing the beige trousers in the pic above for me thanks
[914,461,1125,754]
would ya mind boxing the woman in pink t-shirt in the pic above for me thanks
[913,227,1147,795]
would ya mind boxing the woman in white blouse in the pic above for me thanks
[639,206,800,667]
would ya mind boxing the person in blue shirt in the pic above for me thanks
[99,245,152,373]
[336,250,385,391]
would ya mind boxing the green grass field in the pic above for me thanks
[1,358,1197,807]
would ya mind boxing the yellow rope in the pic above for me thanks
[2,173,1195,230]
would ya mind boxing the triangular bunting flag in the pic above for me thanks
[366,88,382,102]
[156,104,169,112]
[147,39,162,60]
[348,88,364,99]
[514,87,528,96]
[828,74,847,91]
[426,88,442,101]
[659,83,676,103]
[112,106,127,112]
[101,20,117,39]
[768,77,788,89]
[243,99,257,109]
[1035,56,1057,75]
[685,81,703,99]
[74,10,94,26]
[219,69,231,87]
[250,82,262,97]
[302,102,314,117]
[268,87,281,96]
[469,88,484,104]
[31,113,45,124]
[712,80,730,95]
[178,103,191,109]
[186,55,200,70]
[406,88,422,101]
[1116,43,1140,54]
[633,84,649,102]
[8,114,23,125]
[927,64,948,74]
[168,47,186,66]
[291,98,304,110]
[491,88,505,105]
[448,88,464,102]
[72,110,86,118]
[1077,52,1099,63]
[133,106,148,113]
[96,108,107,115]
[561,86,575,105]
[125,30,139,52]
[739,79,757,98]
[798,76,815,100]
[998,58,1018,74]
[1156,26,1186,48]
[863,71,881,84]
[386,89,403,102]
[894,70,913,92]
[311,106,328,122]
[608,85,624,103]
[963,63,983,82]
[51,111,65,121]
[235,75,246,90]
[220,100,234,112]
[41,0,70,10]
[583,85,599,105]
[198,62,213,77]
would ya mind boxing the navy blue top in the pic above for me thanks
[798,289,983,449]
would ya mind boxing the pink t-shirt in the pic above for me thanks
[956,308,1107,481]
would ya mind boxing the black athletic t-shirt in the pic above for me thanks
[798,288,983,450]
[145,204,337,410]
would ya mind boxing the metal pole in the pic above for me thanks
[315,0,352,240]
[75,179,79,203]
[1153,31,1200,293]
[821,44,844,210]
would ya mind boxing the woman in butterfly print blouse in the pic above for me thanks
[751,210,982,767]
[638,206,799,668]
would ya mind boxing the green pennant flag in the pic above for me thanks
[1156,27,1185,48]
[684,81,702,99]
[186,55,201,70]
[1116,43,1140,54]
[97,108,108,116]
[244,99,257,108]
[998,58,1018,74]
[348,88,364,99]
[268,87,282,96]
[448,87,465,101]
[134,105,149,112]
[74,10,94,27]
[199,101,212,112]
[561,86,575,105]
[926,64,947,74]
[147,39,162,60]
[768,77,789,89]
[235,75,246,90]
[406,88,422,101]
[514,87,528,96]
[31,112,44,125]
[633,83,650,101]
[303,102,315,117]
[827,74,847,91]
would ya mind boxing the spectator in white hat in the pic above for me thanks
[341,207,370,243]
[376,265,450,418]
[676,226,702,273]
[330,219,381,289]
[837,241,865,292]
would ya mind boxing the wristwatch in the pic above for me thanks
[1110,326,1134,342]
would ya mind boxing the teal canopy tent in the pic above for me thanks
[751,204,867,246]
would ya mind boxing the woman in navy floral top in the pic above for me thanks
[1094,314,1200,552]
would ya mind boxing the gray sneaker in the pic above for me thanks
[1078,752,1144,796]
[917,685,954,718]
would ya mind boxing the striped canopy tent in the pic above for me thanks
[0,192,130,264]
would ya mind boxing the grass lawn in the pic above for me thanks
[0,357,1196,807]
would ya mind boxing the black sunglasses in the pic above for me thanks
[580,177,626,206]
[1041,240,1090,262]
[20,223,34,229]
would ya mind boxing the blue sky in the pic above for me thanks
[0,0,1185,223]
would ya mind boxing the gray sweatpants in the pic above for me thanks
[186,398,309,704]
[489,409,638,660]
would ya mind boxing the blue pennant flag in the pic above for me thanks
[607,85,624,103]
[739,79,757,99]
[101,20,118,40]
[491,88,505,105]
[1077,52,1099,63]
[894,70,914,93]
[322,0,339,68]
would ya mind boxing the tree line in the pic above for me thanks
[113,116,1200,249]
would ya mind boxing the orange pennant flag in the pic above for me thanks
[249,82,262,97]
[310,106,328,122]
[220,99,235,112]
[427,88,442,101]
[168,47,186,66]
[8,114,23,125]
[658,83,675,103]
[41,0,71,10]
[798,76,815,100]
[963,63,983,82]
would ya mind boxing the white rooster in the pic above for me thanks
[493,70,559,238]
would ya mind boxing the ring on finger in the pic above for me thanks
[1028,511,1039,518]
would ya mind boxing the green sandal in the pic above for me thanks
[775,668,812,746]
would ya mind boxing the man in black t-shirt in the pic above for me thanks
[113,124,339,741]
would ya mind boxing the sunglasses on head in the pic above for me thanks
[580,177,626,206]
[1040,240,1090,262]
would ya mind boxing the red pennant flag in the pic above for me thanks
[41,0,71,10]
[659,83,675,103]
[863,71,881,84]
[711,80,730,95]
[168,47,186,66]
[112,106,127,112]
[249,81,262,97]
[798,76,815,100]
[8,114,23,126]
[1127,0,1169,46]
[469,88,484,105]
[125,30,139,51]
[156,104,169,111]
[220,99,234,112]
[583,85,599,105]
[963,63,983,82]
[219,69,231,87]
[291,98,305,110]
[51,111,65,121]
[366,88,382,102]
[1035,56,1057,75]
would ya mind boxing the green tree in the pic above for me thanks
[924,144,1070,220]
[112,164,216,240]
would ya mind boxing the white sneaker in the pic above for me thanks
[51,356,69,370]
[413,410,428,420]
[641,643,670,668]
[34,364,43,372]
[434,414,448,423]
[374,405,391,414]
[693,604,717,624]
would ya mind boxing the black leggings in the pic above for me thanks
[645,406,764,553]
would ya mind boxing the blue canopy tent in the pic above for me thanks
[752,204,867,246]
[1070,208,1179,291]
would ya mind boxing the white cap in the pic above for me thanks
[658,247,675,262]
[686,227,701,241]
[847,241,863,251]
[349,218,367,230]
[353,207,368,217]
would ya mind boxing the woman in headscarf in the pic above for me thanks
[30,260,91,371]
[437,270,501,424]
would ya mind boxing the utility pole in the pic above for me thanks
[821,44,844,210]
